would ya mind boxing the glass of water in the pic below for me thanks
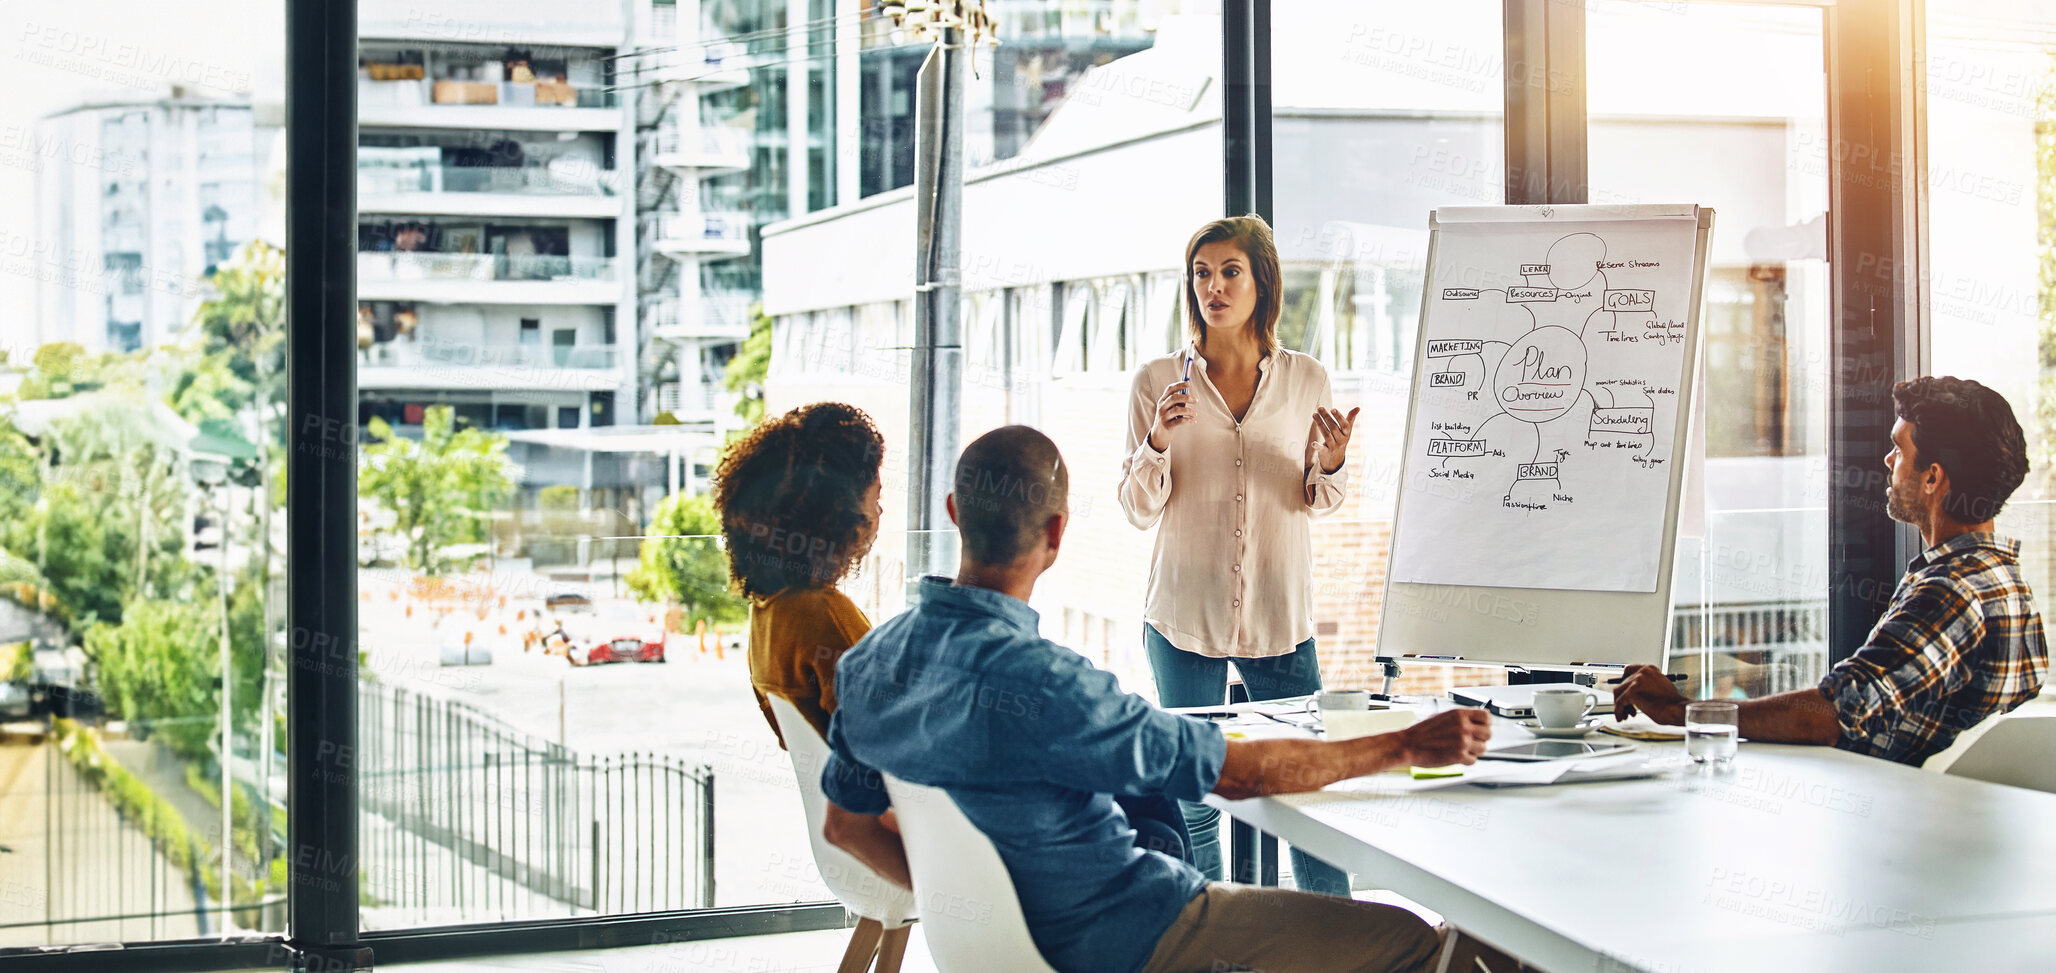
[1685,701,1740,768]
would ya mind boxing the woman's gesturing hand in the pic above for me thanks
[1147,380,1196,452]
[1304,406,1360,474]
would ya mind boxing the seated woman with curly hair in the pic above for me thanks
[714,402,886,747]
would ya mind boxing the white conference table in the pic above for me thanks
[1203,702,2056,973]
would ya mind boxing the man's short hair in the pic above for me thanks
[1892,376,2029,523]
[953,426,1069,566]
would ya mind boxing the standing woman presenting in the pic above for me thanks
[1120,214,1360,895]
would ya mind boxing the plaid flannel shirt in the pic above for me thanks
[1818,532,2047,765]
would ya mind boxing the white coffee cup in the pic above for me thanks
[1307,689,1415,740]
[1531,687,1596,728]
[1307,689,1371,717]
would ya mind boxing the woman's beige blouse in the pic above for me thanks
[1120,345,1349,659]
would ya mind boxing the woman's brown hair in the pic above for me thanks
[712,402,884,599]
[1183,213,1282,359]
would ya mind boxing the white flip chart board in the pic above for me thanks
[1378,204,1712,669]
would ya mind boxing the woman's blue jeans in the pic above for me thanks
[1143,624,1352,897]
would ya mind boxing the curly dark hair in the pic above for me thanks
[713,402,885,599]
[1892,376,2029,524]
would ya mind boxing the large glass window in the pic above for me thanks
[1587,1,1832,698]
[353,0,734,924]
[1272,2,1507,697]
[0,0,288,948]
[1927,0,2056,597]
[763,1,1224,707]
[348,0,885,919]
[345,0,1221,926]
[0,0,1990,965]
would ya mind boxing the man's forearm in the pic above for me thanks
[1736,689,1843,747]
[1215,735,1410,800]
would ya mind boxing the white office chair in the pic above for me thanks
[1939,716,2056,794]
[767,695,918,973]
[880,772,1059,973]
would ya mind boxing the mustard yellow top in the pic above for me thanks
[747,585,872,748]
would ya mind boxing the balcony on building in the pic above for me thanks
[101,224,147,255]
[359,144,622,219]
[357,220,621,304]
[644,211,751,260]
[358,251,621,304]
[649,124,751,175]
[647,292,754,342]
[655,378,732,421]
[358,0,623,48]
[358,340,624,392]
[358,43,622,133]
[357,302,623,392]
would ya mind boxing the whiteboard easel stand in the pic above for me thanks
[1375,204,1717,686]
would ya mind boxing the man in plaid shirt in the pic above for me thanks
[1613,376,2047,766]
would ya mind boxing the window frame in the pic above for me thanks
[12,1,1926,969]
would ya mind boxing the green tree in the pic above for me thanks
[42,399,198,603]
[86,566,266,756]
[721,302,772,426]
[15,482,136,629]
[88,598,218,759]
[169,346,258,427]
[19,343,92,400]
[16,342,154,401]
[626,493,747,626]
[539,484,581,512]
[189,241,285,401]
[358,406,514,574]
[0,413,40,527]
[2,641,30,683]
[186,241,286,620]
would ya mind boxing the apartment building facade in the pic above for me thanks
[354,1,637,445]
[634,0,757,426]
[34,97,267,354]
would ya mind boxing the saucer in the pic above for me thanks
[1520,720,1603,739]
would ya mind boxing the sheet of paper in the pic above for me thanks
[1596,713,1687,741]
[1321,759,1571,794]
[1390,213,1703,592]
[1163,698,1313,716]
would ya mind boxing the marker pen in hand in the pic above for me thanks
[1178,354,1192,426]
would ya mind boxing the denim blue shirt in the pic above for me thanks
[822,577,1226,973]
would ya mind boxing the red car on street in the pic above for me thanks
[570,602,668,665]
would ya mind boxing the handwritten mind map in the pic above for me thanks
[1392,217,1702,593]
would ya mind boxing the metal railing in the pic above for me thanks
[651,126,752,163]
[703,293,755,332]
[359,163,620,197]
[3,738,212,946]
[356,252,619,283]
[644,212,752,246]
[359,78,620,110]
[357,681,714,922]
[1671,599,1830,695]
[363,342,620,370]
[656,381,721,414]
[649,294,753,336]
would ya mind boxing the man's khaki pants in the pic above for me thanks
[1139,883,1443,973]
